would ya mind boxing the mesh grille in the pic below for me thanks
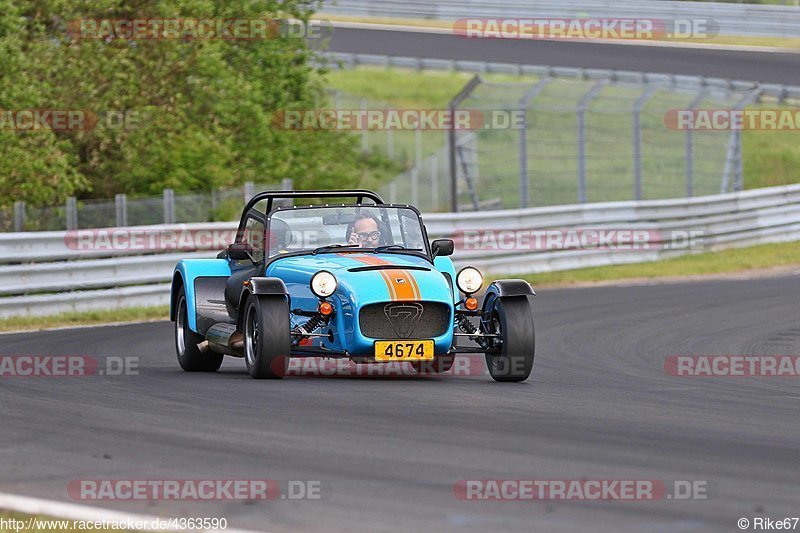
[359,302,450,340]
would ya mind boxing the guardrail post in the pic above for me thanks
[65,197,77,230]
[13,201,25,232]
[576,81,607,203]
[518,78,551,208]
[632,86,659,201]
[163,188,175,224]
[115,193,128,227]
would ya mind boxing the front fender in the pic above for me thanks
[171,259,231,333]
[235,278,290,331]
[485,279,536,298]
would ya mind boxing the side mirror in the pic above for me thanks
[227,242,254,261]
[431,239,454,257]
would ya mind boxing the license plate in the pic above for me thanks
[374,340,434,361]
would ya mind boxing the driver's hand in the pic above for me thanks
[348,232,360,246]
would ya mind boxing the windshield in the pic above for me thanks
[267,206,427,257]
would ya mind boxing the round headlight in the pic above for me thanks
[311,271,337,298]
[456,267,483,295]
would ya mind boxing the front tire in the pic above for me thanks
[482,295,535,382]
[175,286,223,372]
[243,295,291,379]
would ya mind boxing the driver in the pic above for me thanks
[347,214,382,248]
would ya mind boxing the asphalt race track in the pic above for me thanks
[326,27,800,85]
[2,275,799,532]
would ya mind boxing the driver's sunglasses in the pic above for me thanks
[356,231,381,241]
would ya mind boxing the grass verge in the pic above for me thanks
[0,306,168,333]
[523,241,800,287]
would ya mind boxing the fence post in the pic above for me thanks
[431,154,439,211]
[411,167,419,206]
[360,98,368,152]
[244,181,255,202]
[115,193,128,227]
[518,78,551,208]
[65,197,77,230]
[734,130,744,192]
[387,126,394,160]
[576,81,607,204]
[281,178,294,207]
[448,75,483,212]
[722,87,762,193]
[163,189,175,224]
[415,129,423,169]
[389,181,398,204]
[685,89,707,197]
[632,86,659,201]
[13,201,25,232]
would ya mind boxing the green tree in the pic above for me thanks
[0,0,372,208]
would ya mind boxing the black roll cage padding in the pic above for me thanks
[245,189,385,219]
[231,189,435,266]
[234,189,385,248]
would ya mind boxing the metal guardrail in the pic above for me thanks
[320,0,800,38]
[1,183,800,317]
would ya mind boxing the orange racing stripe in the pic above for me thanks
[342,254,421,301]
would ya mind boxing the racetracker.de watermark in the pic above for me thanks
[64,227,371,252]
[0,109,141,131]
[665,355,800,377]
[453,18,718,41]
[68,18,329,40]
[270,354,494,378]
[65,228,240,252]
[0,110,141,132]
[0,355,138,377]
[453,479,710,501]
[272,109,525,131]
[68,479,325,500]
[452,228,706,252]
[665,109,800,131]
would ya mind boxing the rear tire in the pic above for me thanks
[175,286,223,372]
[482,295,535,382]
[243,295,291,379]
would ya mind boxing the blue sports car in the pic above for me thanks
[170,190,536,381]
